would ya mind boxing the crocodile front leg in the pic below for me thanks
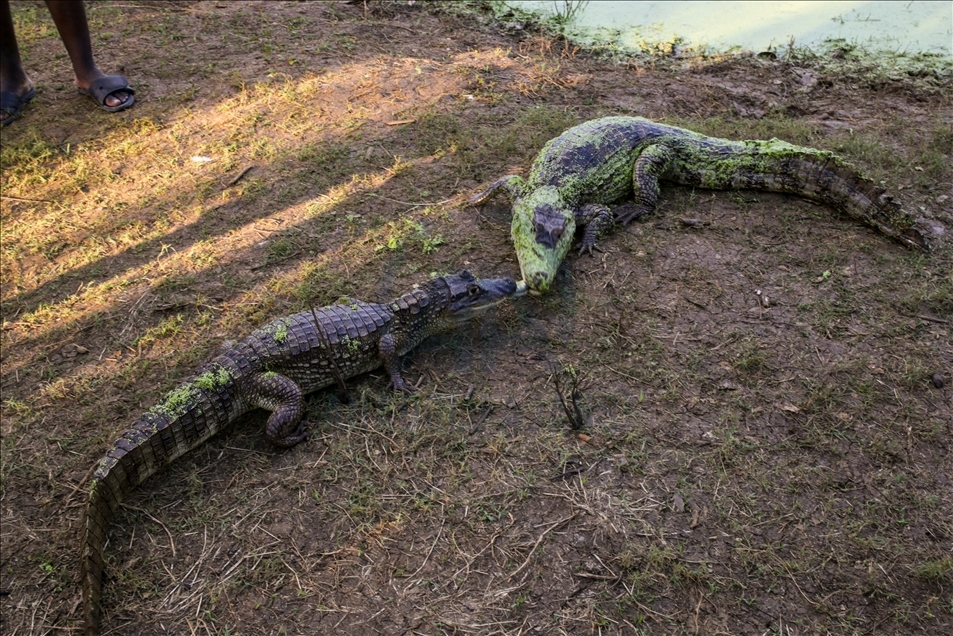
[575,203,613,256]
[469,175,525,206]
[378,333,417,393]
[244,372,309,447]
[616,144,674,225]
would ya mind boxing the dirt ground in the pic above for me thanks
[1,1,951,635]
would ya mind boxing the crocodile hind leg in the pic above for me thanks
[244,372,310,447]
[616,144,675,225]
[575,203,613,256]
[469,175,526,206]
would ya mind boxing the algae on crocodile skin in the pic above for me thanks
[272,320,289,344]
[498,116,925,294]
[340,335,362,354]
[193,366,233,391]
[148,366,232,419]
[149,383,203,418]
[510,186,576,292]
[258,317,291,344]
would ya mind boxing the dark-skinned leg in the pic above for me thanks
[45,0,132,110]
[0,0,35,123]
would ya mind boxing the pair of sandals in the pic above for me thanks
[1,74,134,127]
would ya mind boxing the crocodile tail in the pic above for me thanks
[726,141,929,251]
[791,154,928,251]
[81,370,240,634]
[82,461,121,635]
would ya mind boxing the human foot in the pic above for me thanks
[0,82,35,126]
[76,73,134,112]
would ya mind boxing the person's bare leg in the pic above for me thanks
[44,0,131,109]
[0,0,35,123]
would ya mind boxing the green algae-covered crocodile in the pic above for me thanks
[81,271,517,635]
[470,116,928,294]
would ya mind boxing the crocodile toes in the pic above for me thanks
[577,243,603,257]
[272,421,310,447]
[390,378,418,393]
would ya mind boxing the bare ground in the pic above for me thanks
[1,2,951,635]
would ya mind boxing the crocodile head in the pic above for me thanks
[445,270,519,321]
[511,187,576,295]
[406,271,518,335]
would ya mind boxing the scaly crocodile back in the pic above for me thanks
[531,116,926,250]
[528,116,662,205]
[232,300,397,395]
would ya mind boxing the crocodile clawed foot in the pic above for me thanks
[577,242,603,257]
[617,211,651,226]
[390,377,418,394]
[614,203,651,226]
[273,421,310,447]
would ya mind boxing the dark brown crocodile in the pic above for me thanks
[81,270,517,635]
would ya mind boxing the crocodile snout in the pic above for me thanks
[527,271,551,295]
[480,276,518,299]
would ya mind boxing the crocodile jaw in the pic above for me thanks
[447,273,519,322]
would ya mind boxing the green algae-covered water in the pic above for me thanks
[505,1,953,57]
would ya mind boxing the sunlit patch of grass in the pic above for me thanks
[4,61,452,303]
[287,260,351,308]
[0,133,59,184]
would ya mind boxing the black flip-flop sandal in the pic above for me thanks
[78,75,135,113]
[0,87,37,127]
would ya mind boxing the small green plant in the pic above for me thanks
[421,234,445,254]
[912,557,952,582]
[511,590,531,608]
[341,335,361,354]
[273,320,288,343]
[267,238,295,262]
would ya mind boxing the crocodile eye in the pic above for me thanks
[467,284,480,296]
